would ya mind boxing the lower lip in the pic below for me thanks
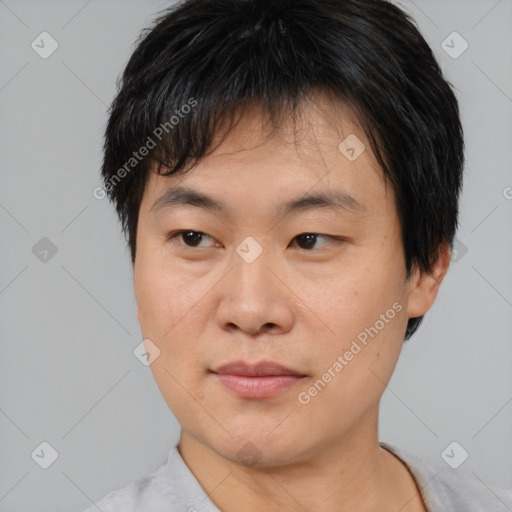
[213,373,305,398]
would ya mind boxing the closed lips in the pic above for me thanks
[211,361,306,377]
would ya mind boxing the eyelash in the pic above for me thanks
[166,230,345,251]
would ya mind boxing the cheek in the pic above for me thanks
[297,316,406,431]
[312,269,400,337]
[324,278,407,373]
[148,359,203,434]
[134,256,202,334]
[301,273,408,405]
[134,258,212,376]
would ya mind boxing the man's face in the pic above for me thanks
[133,100,420,466]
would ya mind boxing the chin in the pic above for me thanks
[210,426,309,469]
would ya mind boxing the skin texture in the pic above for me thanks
[133,97,451,511]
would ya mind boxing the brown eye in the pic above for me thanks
[167,230,215,248]
[293,233,333,250]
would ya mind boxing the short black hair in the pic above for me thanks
[101,0,465,341]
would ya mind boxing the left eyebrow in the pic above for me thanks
[149,186,368,217]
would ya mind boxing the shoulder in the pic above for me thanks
[381,442,512,512]
[81,461,171,512]
[81,445,218,512]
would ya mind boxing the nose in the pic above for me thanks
[214,244,295,336]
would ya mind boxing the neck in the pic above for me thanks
[177,412,425,512]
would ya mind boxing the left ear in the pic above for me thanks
[406,243,452,319]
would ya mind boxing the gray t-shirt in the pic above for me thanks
[83,442,512,511]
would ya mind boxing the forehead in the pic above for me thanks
[141,97,391,221]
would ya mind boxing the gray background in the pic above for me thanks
[0,0,511,510]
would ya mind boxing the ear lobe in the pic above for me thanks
[406,243,452,319]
